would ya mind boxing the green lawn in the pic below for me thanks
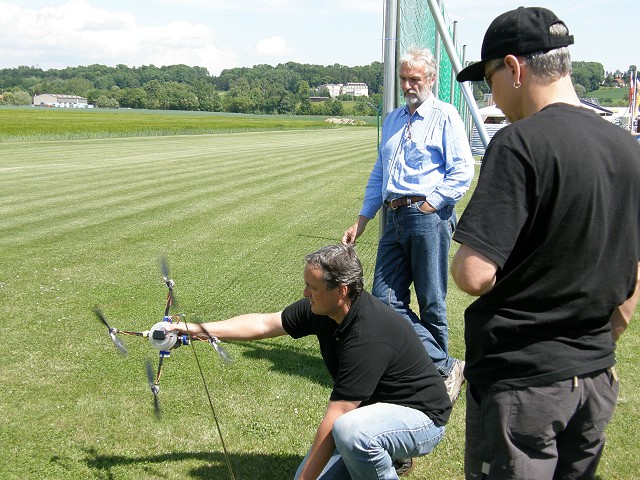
[586,86,630,107]
[0,107,347,142]
[0,115,637,479]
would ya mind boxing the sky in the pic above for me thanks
[0,0,636,77]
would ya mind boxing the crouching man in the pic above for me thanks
[169,244,451,479]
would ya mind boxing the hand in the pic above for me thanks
[418,201,436,213]
[342,223,359,245]
[342,216,369,245]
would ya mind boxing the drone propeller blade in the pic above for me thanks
[159,257,179,310]
[209,336,234,365]
[94,306,128,356]
[109,332,128,357]
[145,359,162,419]
[160,257,170,283]
[94,305,112,329]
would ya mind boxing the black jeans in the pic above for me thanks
[465,368,619,479]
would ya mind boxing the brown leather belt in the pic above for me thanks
[386,196,426,210]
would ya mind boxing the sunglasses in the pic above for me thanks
[484,63,506,89]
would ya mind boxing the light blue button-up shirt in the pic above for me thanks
[360,95,474,219]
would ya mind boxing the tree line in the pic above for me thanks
[0,62,384,116]
[0,60,633,114]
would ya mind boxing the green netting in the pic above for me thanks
[398,0,466,116]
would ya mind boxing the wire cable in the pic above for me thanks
[184,322,236,480]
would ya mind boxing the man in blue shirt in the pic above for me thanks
[343,48,474,403]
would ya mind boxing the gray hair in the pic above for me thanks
[399,48,437,77]
[304,244,364,299]
[522,22,573,84]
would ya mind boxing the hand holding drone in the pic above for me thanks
[94,258,232,419]
[94,259,237,479]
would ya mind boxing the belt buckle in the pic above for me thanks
[388,197,400,210]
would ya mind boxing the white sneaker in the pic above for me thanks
[444,359,465,404]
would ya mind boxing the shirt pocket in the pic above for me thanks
[402,141,442,181]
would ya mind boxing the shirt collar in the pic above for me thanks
[335,293,362,334]
[403,93,435,119]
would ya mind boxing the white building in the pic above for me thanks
[341,82,369,97]
[318,84,342,97]
[318,82,369,98]
[33,94,92,108]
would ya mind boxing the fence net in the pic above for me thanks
[397,0,466,118]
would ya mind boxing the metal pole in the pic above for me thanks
[425,0,490,148]
[433,0,442,98]
[382,0,398,120]
[380,0,399,237]
[461,44,474,141]
[449,21,458,105]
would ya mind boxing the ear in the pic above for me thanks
[338,284,350,300]
[427,72,436,88]
[504,55,523,83]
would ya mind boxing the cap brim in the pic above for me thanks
[456,61,485,83]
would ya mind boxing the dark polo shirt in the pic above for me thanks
[282,290,451,426]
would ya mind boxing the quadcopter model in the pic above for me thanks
[94,258,232,419]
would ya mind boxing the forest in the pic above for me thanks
[0,60,632,114]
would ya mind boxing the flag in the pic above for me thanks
[630,74,640,114]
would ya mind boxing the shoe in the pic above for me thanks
[444,359,465,404]
[393,457,415,476]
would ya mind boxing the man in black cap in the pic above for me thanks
[452,6,640,479]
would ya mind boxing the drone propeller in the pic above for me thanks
[159,257,179,313]
[209,336,233,365]
[160,256,171,285]
[186,315,233,365]
[94,306,128,356]
[145,359,162,419]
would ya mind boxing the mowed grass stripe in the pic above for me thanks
[0,107,334,141]
[1,129,375,249]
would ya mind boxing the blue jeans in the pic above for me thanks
[295,403,445,479]
[372,203,456,375]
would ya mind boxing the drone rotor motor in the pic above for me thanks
[148,322,178,351]
[148,321,190,351]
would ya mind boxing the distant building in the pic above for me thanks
[317,82,369,98]
[611,77,626,88]
[341,82,369,97]
[33,94,92,108]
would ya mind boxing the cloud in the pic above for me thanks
[155,0,297,13]
[255,36,294,57]
[0,0,237,75]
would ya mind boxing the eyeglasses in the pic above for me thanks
[484,63,505,89]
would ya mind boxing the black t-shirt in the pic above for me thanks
[281,291,451,426]
[454,103,640,391]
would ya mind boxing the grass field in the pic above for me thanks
[0,109,638,479]
[0,107,368,142]
[587,86,630,107]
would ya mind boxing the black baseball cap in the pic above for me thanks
[456,6,574,82]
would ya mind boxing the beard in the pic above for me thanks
[404,87,430,108]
